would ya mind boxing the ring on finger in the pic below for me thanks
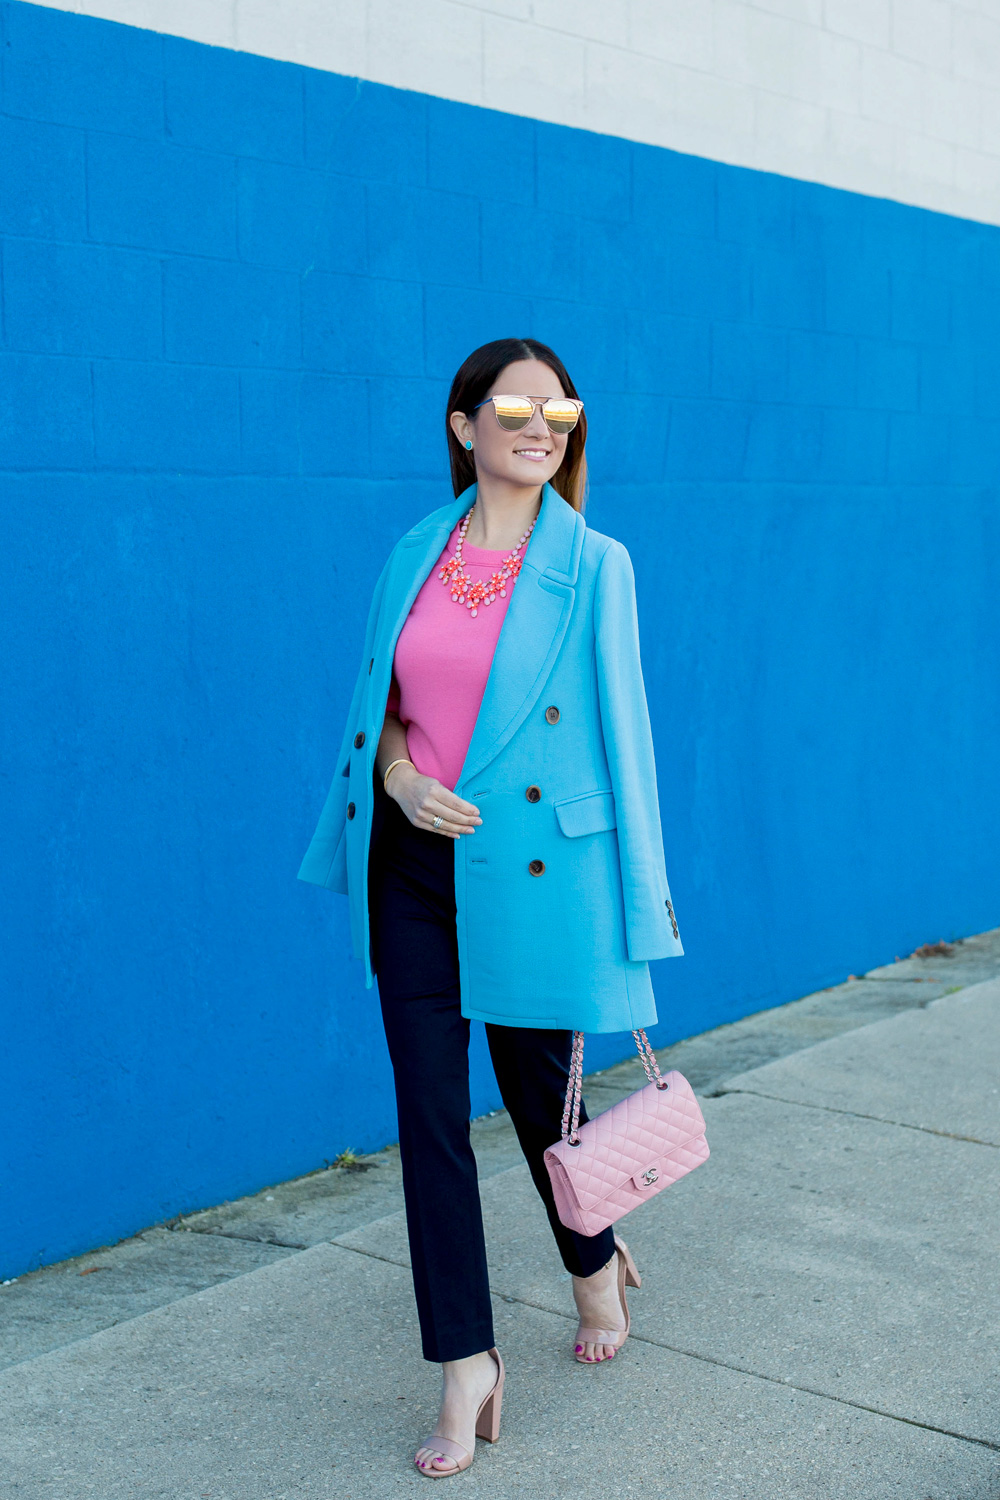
[432,815,444,829]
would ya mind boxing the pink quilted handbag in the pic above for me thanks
[544,1030,709,1236]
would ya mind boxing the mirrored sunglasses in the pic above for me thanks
[474,394,584,435]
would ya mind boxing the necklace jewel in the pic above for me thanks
[438,503,538,618]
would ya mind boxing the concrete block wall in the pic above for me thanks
[26,0,1000,225]
[2,0,998,1276]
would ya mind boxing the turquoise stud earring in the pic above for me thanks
[465,440,473,451]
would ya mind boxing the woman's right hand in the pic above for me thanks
[386,764,482,839]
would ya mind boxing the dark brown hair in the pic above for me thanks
[445,338,588,512]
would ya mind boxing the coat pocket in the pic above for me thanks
[554,787,617,838]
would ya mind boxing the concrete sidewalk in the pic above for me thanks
[2,945,999,1497]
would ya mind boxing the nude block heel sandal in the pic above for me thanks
[474,1350,504,1444]
[574,1238,640,1363]
[618,1237,642,1289]
[415,1348,505,1478]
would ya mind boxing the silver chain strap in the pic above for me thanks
[560,1028,668,1147]
[560,1031,586,1145]
[634,1028,668,1088]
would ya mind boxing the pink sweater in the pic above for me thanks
[386,520,525,790]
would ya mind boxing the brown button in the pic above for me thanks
[544,705,560,724]
[525,785,541,803]
[528,859,545,876]
[354,731,365,748]
[346,802,356,820]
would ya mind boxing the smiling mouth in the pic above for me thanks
[513,447,551,461]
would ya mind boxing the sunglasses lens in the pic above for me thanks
[541,400,580,434]
[492,396,535,430]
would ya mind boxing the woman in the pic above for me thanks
[298,338,682,1477]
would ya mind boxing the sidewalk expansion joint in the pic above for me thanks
[330,1240,999,1454]
[716,1086,1000,1149]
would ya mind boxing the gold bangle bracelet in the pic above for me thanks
[383,757,416,792]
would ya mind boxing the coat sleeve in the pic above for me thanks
[297,550,393,892]
[594,539,683,962]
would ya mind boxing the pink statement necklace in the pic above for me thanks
[438,503,538,618]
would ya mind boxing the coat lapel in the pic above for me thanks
[372,491,470,673]
[457,483,585,788]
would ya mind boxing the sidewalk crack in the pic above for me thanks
[330,1240,999,1453]
[179,1228,309,1250]
[714,1087,1000,1148]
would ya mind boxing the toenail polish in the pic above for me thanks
[575,1344,583,1353]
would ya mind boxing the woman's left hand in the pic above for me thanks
[386,763,482,840]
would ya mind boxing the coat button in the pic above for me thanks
[354,731,365,748]
[347,802,356,820]
[528,859,545,876]
[544,705,560,724]
[525,785,541,802]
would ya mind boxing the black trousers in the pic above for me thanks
[368,783,616,1363]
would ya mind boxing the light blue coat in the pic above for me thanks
[298,482,683,1033]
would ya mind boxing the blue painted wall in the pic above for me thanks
[2,1,998,1276]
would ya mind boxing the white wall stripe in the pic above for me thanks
[22,0,1000,225]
